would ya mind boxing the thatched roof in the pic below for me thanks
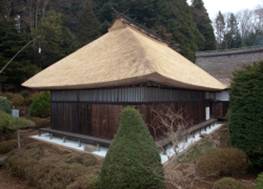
[22,18,226,91]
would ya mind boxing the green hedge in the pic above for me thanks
[229,62,263,168]
[29,92,50,118]
[97,107,164,189]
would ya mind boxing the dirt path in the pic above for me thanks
[0,169,32,189]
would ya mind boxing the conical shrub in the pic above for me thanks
[97,106,164,189]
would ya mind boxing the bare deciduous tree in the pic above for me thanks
[149,105,193,156]
[236,10,254,39]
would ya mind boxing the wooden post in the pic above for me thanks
[17,130,21,149]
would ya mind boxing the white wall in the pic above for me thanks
[216,91,230,102]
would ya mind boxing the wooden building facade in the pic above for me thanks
[23,18,226,142]
[50,86,214,140]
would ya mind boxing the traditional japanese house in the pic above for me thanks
[196,47,263,118]
[23,18,226,145]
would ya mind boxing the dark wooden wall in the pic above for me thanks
[212,101,229,119]
[51,101,207,140]
[51,86,213,140]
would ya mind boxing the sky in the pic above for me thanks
[188,0,263,19]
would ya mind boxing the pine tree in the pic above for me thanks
[94,0,200,61]
[215,11,226,49]
[191,0,216,50]
[223,13,242,49]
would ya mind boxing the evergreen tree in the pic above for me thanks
[191,0,216,50]
[0,19,40,88]
[77,0,101,46]
[33,11,77,68]
[229,62,263,168]
[94,0,200,61]
[223,13,242,49]
[97,107,164,189]
[215,11,226,49]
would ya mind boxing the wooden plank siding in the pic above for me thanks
[51,87,213,140]
[51,87,207,104]
[51,102,207,140]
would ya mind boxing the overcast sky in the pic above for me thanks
[188,0,263,19]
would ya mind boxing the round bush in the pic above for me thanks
[29,92,50,118]
[20,90,30,98]
[256,173,263,189]
[0,96,12,113]
[213,177,246,189]
[0,111,35,134]
[11,94,25,107]
[97,107,165,189]
[196,148,248,178]
[229,62,263,168]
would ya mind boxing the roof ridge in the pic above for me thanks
[109,17,169,47]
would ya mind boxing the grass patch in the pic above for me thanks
[5,142,101,189]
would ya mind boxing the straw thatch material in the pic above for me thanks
[22,18,226,91]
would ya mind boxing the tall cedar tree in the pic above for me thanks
[215,11,226,49]
[77,0,101,46]
[229,62,263,168]
[97,107,164,189]
[94,0,200,61]
[191,0,216,50]
[0,19,40,88]
[33,11,77,68]
[223,13,242,49]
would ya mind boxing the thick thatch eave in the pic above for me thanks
[22,18,226,91]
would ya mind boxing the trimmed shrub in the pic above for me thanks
[0,96,12,113]
[10,94,25,107]
[196,148,248,178]
[0,139,17,154]
[6,142,100,189]
[229,62,263,168]
[21,91,34,106]
[256,173,263,189]
[213,177,246,189]
[0,111,35,134]
[29,92,50,118]
[2,93,25,107]
[97,107,165,189]
[20,90,30,98]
